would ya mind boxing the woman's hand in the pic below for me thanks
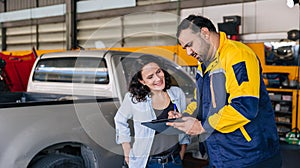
[121,142,131,165]
[124,156,129,165]
[179,144,187,160]
[168,111,182,119]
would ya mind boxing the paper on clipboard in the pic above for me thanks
[141,118,184,135]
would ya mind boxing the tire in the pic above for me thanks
[30,154,85,168]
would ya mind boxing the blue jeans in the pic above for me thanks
[146,154,183,168]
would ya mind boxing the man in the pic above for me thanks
[167,15,281,167]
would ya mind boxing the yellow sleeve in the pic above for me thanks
[208,43,260,133]
[184,89,197,115]
[208,105,250,133]
[184,102,197,115]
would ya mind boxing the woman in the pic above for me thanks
[114,55,190,168]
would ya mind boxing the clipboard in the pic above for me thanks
[141,118,184,135]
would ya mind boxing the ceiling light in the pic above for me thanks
[287,0,299,8]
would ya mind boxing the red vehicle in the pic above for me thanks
[0,52,36,92]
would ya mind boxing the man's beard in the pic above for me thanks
[198,54,214,66]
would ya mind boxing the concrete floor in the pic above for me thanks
[183,153,208,168]
[183,141,300,168]
[280,141,300,168]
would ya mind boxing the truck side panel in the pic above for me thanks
[0,98,123,167]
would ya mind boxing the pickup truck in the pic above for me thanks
[2,50,196,167]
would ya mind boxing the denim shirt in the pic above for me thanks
[114,86,190,168]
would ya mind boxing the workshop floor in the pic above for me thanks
[183,153,208,168]
[183,141,300,168]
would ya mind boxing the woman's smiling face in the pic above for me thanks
[139,62,165,91]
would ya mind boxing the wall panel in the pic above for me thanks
[123,11,178,47]
[39,42,66,50]
[38,22,66,50]
[77,16,122,49]
[38,0,64,7]
[0,0,297,51]
[6,0,36,11]
[5,0,64,11]
[4,22,66,50]
[6,25,36,50]
[77,11,178,49]
[38,23,65,33]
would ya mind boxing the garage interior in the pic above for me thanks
[0,0,299,168]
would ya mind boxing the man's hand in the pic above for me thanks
[166,116,205,135]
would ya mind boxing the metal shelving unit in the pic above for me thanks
[268,88,300,141]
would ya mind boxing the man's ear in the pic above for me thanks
[200,27,210,39]
[201,27,209,33]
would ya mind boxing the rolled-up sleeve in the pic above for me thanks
[177,87,190,145]
[114,93,133,144]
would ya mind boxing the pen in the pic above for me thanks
[173,103,177,115]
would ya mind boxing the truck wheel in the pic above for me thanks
[30,154,84,168]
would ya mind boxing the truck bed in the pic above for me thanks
[0,92,114,107]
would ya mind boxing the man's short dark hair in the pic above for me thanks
[176,15,217,39]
